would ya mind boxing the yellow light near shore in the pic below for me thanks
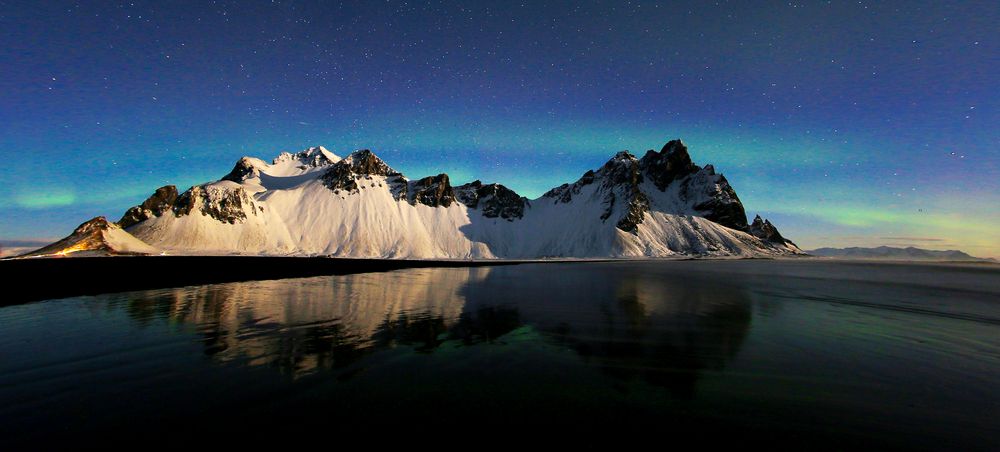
[53,243,91,256]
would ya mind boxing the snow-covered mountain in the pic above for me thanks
[40,140,802,259]
[808,246,995,262]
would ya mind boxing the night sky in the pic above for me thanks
[1,1,997,256]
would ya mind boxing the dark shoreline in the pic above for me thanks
[6,255,994,307]
[1,256,528,306]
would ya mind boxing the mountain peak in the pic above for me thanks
[599,151,642,185]
[321,149,404,195]
[272,146,340,167]
[642,139,695,177]
[661,139,689,156]
[222,156,269,183]
[337,149,398,176]
[612,150,636,160]
[75,216,113,233]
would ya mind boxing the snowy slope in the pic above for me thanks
[109,140,801,258]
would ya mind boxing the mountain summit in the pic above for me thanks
[543,139,749,236]
[36,140,801,259]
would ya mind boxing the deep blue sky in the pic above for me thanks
[1,0,997,256]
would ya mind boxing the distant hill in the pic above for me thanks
[807,246,995,262]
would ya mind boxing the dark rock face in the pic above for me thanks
[749,215,795,246]
[603,153,650,233]
[175,186,253,224]
[639,140,699,190]
[456,180,527,220]
[119,183,256,227]
[221,157,264,183]
[604,151,643,183]
[616,191,650,233]
[455,181,481,207]
[690,172,748,231]
[118,185,180,228]
[408,174,455,207]
[608,154,651,234]
[322,164,362,193]
[321,149,404,194]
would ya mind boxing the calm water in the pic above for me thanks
[1,260,998,448]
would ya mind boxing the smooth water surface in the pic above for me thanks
[1,260,998,448]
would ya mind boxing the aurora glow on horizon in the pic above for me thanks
[1,1,997,257]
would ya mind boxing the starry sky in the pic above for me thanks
[1,0,997,257]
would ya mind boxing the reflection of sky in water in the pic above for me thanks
[1,261,998,448]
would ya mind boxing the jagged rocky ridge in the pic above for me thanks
[543,140,747,233]
[748,215,798,248]
[455,181,528,220]
[119,183,259,227]
[38,140,801,258]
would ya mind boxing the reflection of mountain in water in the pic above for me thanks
[112,268,490,376]
[112,263,753,393]
[459,264,753,397]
